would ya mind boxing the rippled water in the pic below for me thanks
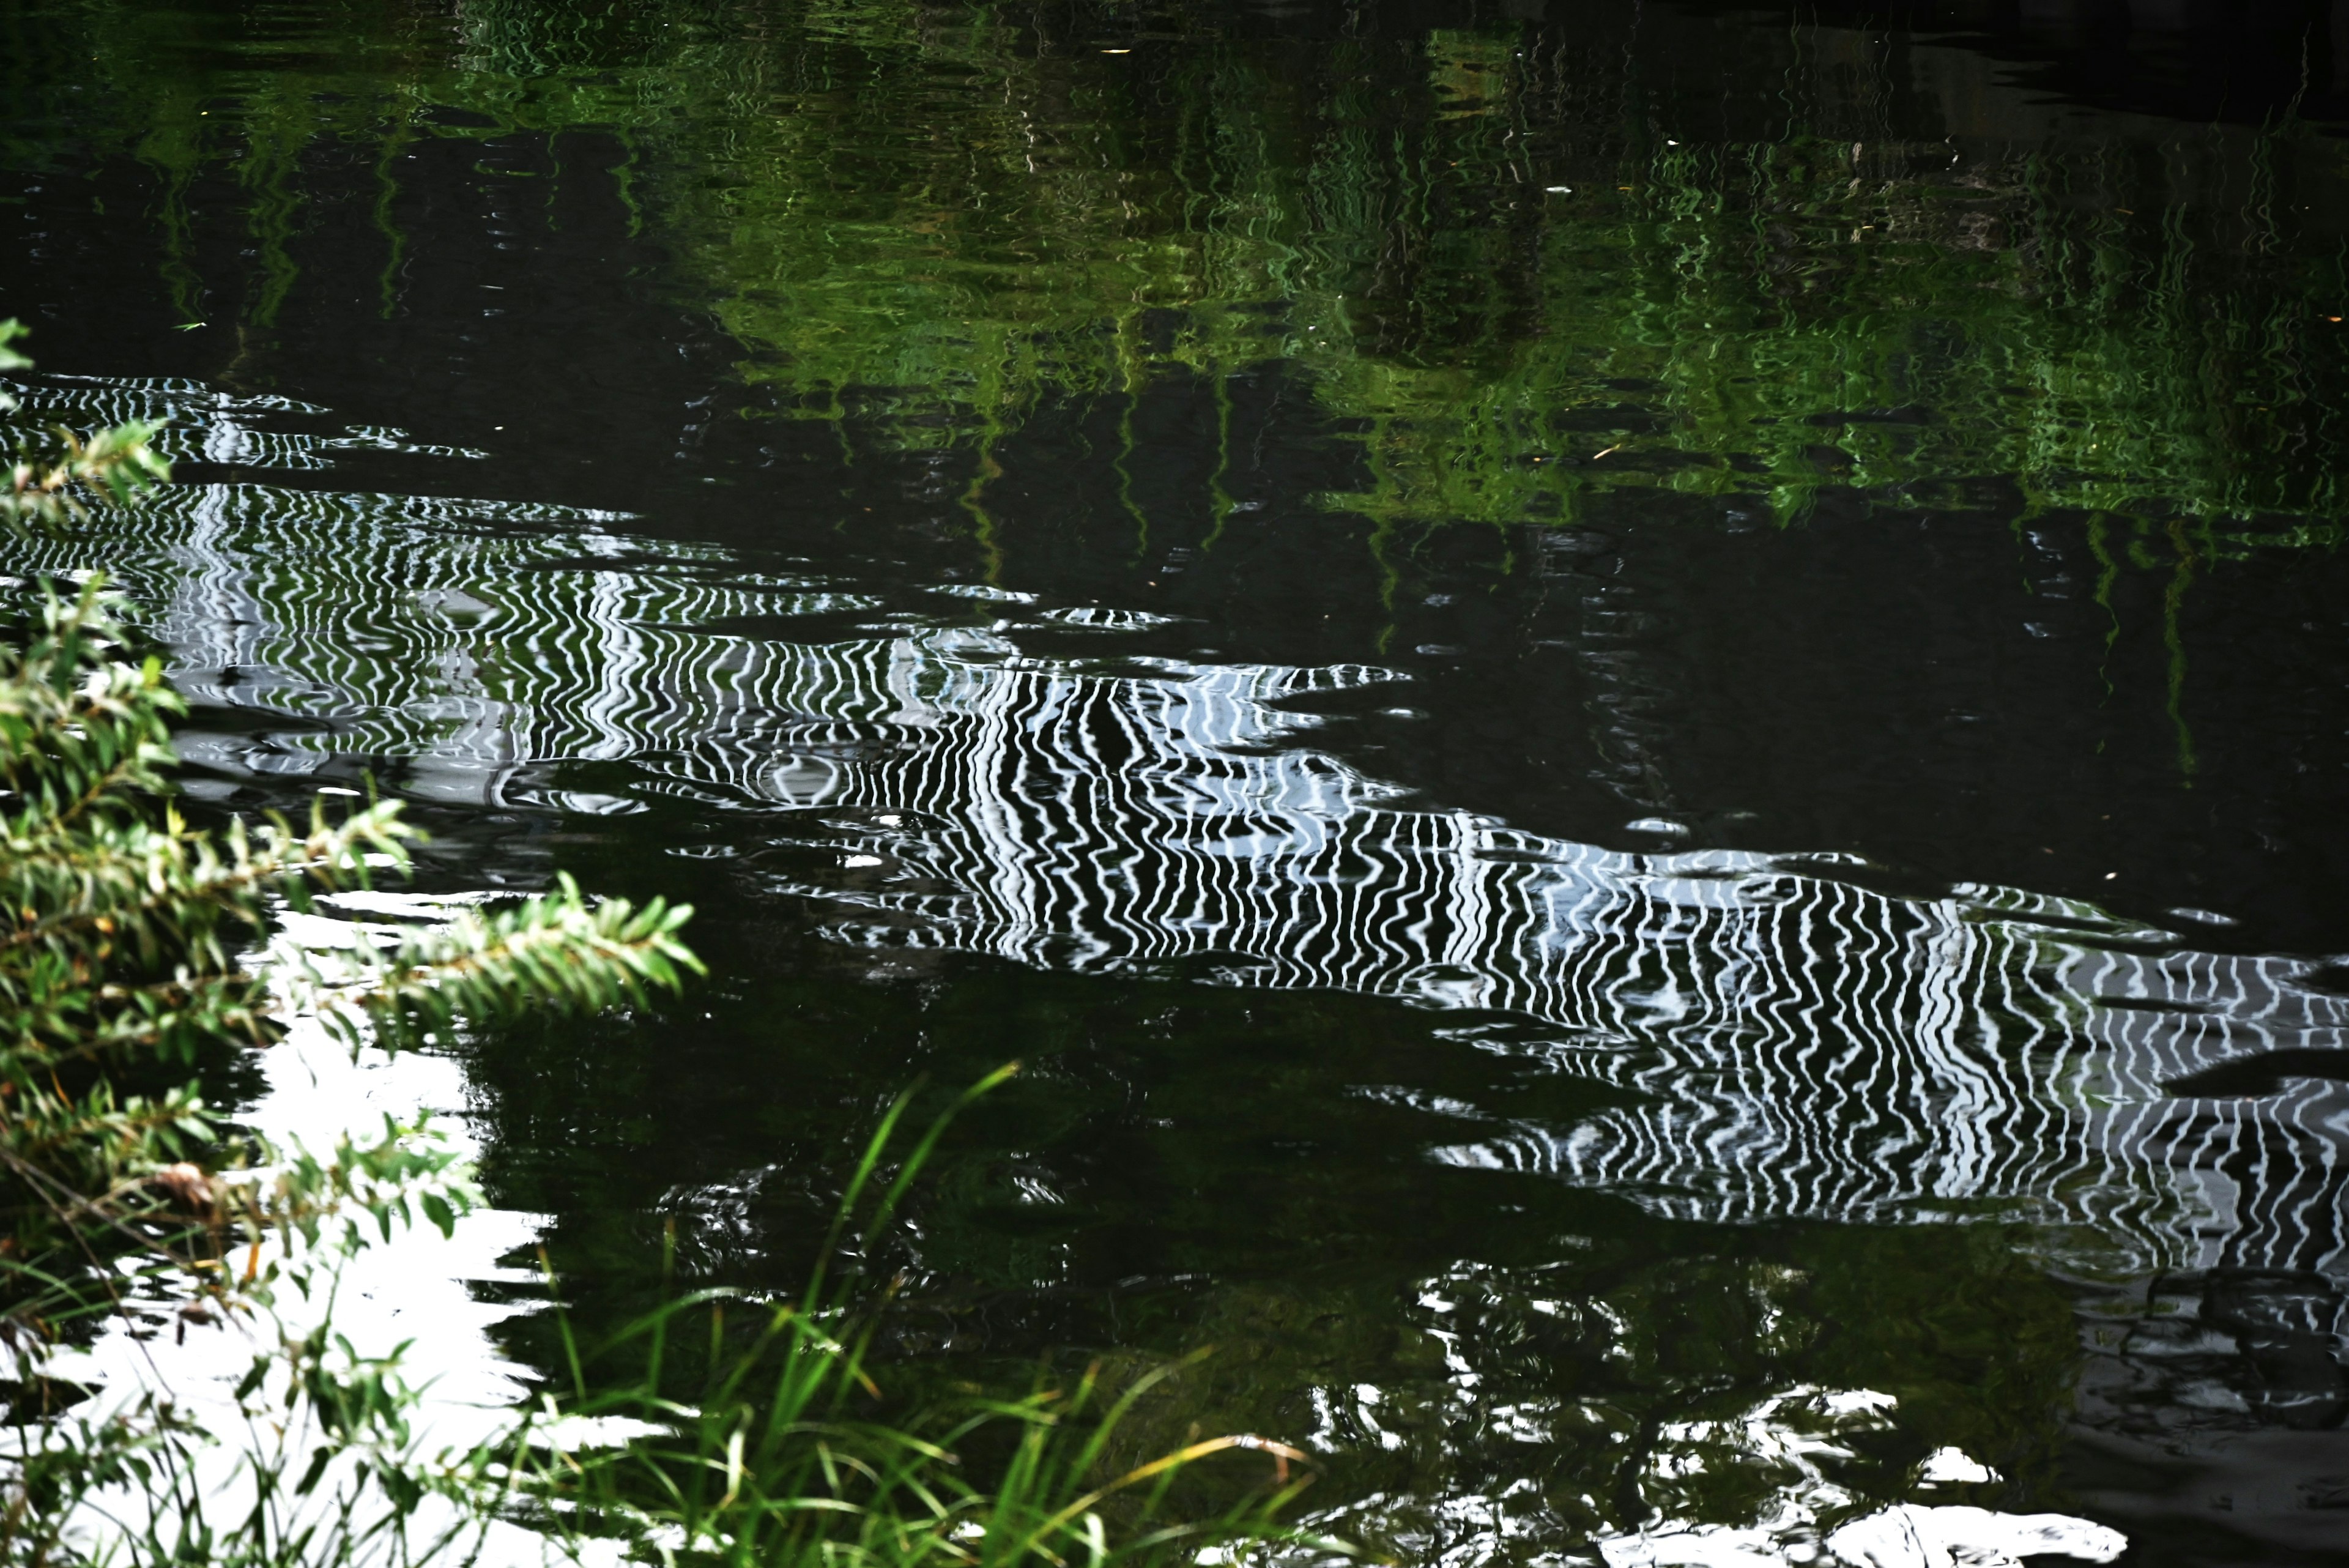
[6,2,2349,1562]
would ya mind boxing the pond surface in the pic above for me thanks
[6,1,2349,1561]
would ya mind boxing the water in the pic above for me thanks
[5,1,2349,1561]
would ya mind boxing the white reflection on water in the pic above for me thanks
[1301,1373,2125,1568]
[6,374,2347,1293]
[1278,1257,2140,1568]
[35,995,556,1566]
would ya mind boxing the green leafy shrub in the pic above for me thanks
[510,1071,1319,1568]
[0,578,703,1562]
[1,321,170,531]
[0,571,702,1348]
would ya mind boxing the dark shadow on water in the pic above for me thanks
[2165,1048,2349,1098]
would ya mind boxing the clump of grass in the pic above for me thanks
[508,1068,1332,1568]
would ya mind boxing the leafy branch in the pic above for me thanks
[1,320,171,532]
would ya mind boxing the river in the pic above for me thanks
[3,2,2347,1562]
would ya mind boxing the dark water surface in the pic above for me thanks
[6,1,2349,1561]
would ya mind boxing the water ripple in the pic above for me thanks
[8,374,2346,1290]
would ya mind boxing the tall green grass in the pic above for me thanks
[508,1069,1325,1568]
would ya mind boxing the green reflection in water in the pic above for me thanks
[20,0,2349,546]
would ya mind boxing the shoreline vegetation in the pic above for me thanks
[0,319,1319,1567]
